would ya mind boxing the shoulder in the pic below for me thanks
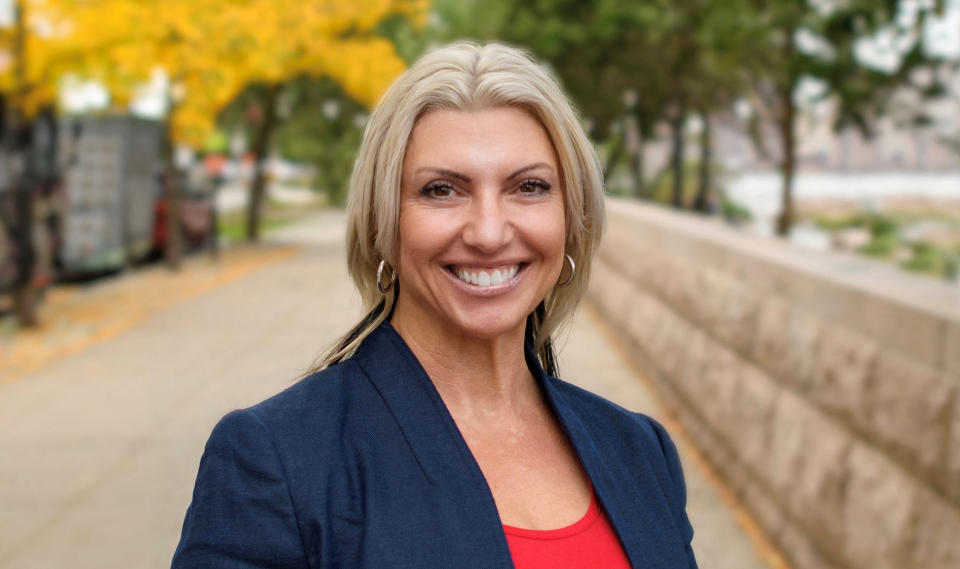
[549,377,688,502]
[206,359,381,467]
[241,358,374,431]
[550,378,667,445]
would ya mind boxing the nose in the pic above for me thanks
[462,190,513,253]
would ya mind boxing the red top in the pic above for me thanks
[502,490,632,569]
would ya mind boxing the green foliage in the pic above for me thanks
[218,212,289,243]
[735,1,946,235]
[721,199,753,225]
[812,210,959,280]
[603,185,628,198]
[203,130,229,153]
[813,214,859,231]
[477,0,760,142]
[272,77,367,206]
[375,13,431,64]
[310,126,363,207]
[219,76,366,208]
[902,241,945,274]
[418,0,949,231]
[814,211,899,236]
[644,161,724,207]
[819,211,901,257]
[423,0,515,44]
[858,233,899,258]
[238,0,952,228]
[866,214,899,239]
[218,199,328,243]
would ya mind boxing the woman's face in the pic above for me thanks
[394,106,566,343]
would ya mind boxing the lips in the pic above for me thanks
[449,264,521,287]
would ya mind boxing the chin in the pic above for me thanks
[448,309,529,343]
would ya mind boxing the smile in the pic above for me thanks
[449,264,521,287]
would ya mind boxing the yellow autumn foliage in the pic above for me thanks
[0,0,426,145]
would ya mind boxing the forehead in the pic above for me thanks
[403,107,558,172]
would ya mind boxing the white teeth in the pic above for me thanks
[453,264,519,287]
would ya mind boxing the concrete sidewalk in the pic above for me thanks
[0,211,778,569]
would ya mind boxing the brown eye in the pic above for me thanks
[422,182,455,198]
[518,178,550,194]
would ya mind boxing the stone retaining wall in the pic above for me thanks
[587,198,960,569]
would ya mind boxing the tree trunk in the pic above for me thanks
[10,0,38,327]
[246,84,281,242]
[775,33,798,237]
[775,78,798,237]
[693,111,712,213]
[12,183,38,326]
[669,110,686,209]
[624,113,646,198]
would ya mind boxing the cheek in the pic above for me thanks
[534,201,567,255]
[397,213,423,269]
[397,206,454,267]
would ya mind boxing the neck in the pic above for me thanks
[390,308,540,419]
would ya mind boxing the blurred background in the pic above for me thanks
[0,1,958,569]
[0,0,957,323]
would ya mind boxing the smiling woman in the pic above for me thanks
[172,42,698,569]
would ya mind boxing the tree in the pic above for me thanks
[0,0,82,325]
[744,0,948,236]
[0,0,428,279]
[1,1,38,326]
[266,76,369,207]
[57,0,426,243]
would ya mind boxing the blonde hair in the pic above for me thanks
[316,41,605,374]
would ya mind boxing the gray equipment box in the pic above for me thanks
[59,116,163,273]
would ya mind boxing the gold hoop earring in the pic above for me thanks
[557,254,575,288]
[376,260,396,293]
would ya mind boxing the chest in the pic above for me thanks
[458,416,593,530]
[277,402,687,569]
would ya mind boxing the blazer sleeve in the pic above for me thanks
[171,409,308,569]
[644,415,698,569]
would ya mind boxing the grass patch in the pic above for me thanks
[858,233,899,258]
[810,209,960,281]
[901,242,941,273]
[721,198,752,224]
[217,195,331,243]
[900,241,960,278]
[218,215,291,242]
[814,211,899,234]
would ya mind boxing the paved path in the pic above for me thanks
[0,211,777,569]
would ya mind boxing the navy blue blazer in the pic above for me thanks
[172,322,697,568]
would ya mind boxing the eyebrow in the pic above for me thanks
[506,163,554,180]
[414,168,471,183]
[413,163,554,183]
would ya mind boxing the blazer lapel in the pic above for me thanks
[531,349,689,568]
[352,322,515,566]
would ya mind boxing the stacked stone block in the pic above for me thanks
[588,198,960,569]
